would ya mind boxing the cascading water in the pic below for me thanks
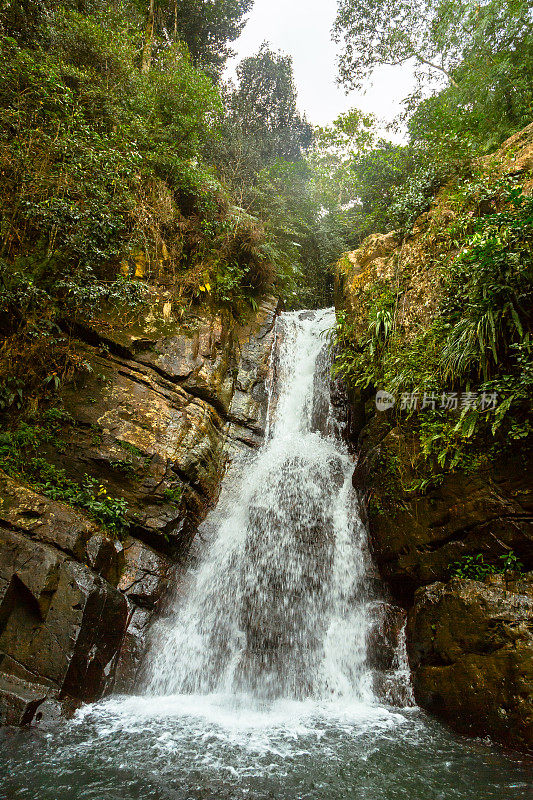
[144,308,408,705]
[2,310,529,800]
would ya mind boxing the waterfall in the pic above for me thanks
[144,308,411,706]
[6,310,528,800]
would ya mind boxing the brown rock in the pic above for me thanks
[0,474,125,585]
[55,296,278,554]
[0,674,50,725]
[354,426,533,602]
[0,295,278,723]
[0,528,128,706]
[118,536,173,608]
[407,575,533,751]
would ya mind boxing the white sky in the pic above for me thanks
[227,0,417,136]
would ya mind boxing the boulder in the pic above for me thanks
[112,606,153,693]
[118,536,173,608]
[407,574,533,751]
[0,673,51,726]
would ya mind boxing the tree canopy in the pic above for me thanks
[155,0,253,76]
[334,0,533,91]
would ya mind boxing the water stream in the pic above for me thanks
[0,309,530,799]
[144,307,400,704]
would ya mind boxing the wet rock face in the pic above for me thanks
[352,420,533,604]
[112,537,174,693]
[0,296,278,723]
[407,575,533,752]
[0,520,128,724]
[57,296,278,554]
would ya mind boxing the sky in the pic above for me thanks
[226,0,417,136]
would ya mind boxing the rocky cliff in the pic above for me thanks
[0,294,277,724]
[334,125,533,751]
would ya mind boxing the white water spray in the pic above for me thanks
[144,309,410,706]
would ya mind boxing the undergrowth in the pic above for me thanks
[334,174,533,492]
[449,551,524,581]
[0,409,128,536]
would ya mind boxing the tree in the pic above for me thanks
[334,0,532,91]
[229,44,312,166]
[308,109,375,208]
[142,0,155,72]
[405,28,533,158]
[156,0,253,76]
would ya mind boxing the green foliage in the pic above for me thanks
[330,0,532,247]
[308,109,376,210]
[119,441,146,459]
[334,0,532,94]
[0,377,25,411]
[0,9,222,296]
[449,551,524,581]
[154,0,253,77]
[109,458,137,478]
[32,460,129,535]
[0,413,128,536]
[163,485,183,504]
[230,45,312,166]
[334,175,533,489]
[439,184,533,382]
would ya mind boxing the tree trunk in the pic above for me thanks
[142,0,155,74]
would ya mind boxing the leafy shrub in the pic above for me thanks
[0,414,128,536]
[334,174,533,492]
[440,185,532,382]
[449,551,524,581]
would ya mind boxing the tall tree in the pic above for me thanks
[334,0,532,91]
[308,109,375,208]
[158,0,253,76]
[229,44,312,166]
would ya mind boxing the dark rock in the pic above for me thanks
[0,674,50,726]
[407,574,533,752]
[112,606,153,693]
[0,476,95,561]
[366,602,406,671]
[58,561,129,701]
[354,425,533,603]
[119,536,173,608]
[0,527,63,621]
[0,296,277,724]
[0,528,128,707]
[0,475,125,585]
[86,532,124,586]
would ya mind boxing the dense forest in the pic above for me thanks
[1,0,531,417]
